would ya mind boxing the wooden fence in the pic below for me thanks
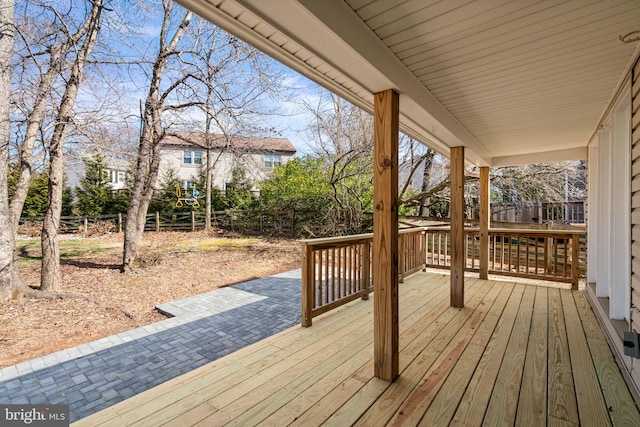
[19,209,326,238]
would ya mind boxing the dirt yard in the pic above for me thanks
[0,230,301,369]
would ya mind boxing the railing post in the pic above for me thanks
[571,233,580,290]
[301,243,315,327]
[479,166,490,279]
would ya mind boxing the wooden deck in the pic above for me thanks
[72,272,640,426]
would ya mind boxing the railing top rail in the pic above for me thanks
[299,226,428,246]
[425,227,583,236]
[488,228,583,236]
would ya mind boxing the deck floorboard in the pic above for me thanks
[71,272,640,427]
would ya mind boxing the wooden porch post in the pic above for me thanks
[373,89,399,382]
[479,166,490,280]
[451,147,465,308]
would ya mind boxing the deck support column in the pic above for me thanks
[479,166,490,280]
[451,147,465,308]
[373,89,399,382]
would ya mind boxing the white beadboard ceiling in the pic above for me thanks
[176,0,640,167]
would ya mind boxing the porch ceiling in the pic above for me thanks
[176,0,640,167]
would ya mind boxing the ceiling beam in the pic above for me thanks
[491,147,587,167]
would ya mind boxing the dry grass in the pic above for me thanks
[0,230,300,368]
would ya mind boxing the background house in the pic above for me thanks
[66,155,130,192]
[158,131,296,193]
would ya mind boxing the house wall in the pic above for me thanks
[587,55,640,401]
[157,145,293,192]
[631,56,640,391]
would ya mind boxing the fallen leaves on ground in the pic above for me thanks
[0,230,300,368]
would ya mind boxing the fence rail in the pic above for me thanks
[300,226,585,326]
[18,209,325,238]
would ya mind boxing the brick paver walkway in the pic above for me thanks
[0,269,301,422]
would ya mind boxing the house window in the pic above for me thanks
[182,180,195,190]
[264,154,282,168]
[183,150,202,165]
[109,170,124,184]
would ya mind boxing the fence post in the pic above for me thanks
[156,212,160,232]
[291,208,296,238]
[191,211,195,231]
[260,210,264,234]
[571,233,579,290]
[83,217,88,236]
[301,243,314,327]
[118,213,122,233]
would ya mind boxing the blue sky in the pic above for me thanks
[23,0,325,156]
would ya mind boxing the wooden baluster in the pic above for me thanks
[301,243,314,327]
[331,247,336,302]
[571,233,579,290]
[363,241,371,299]
[318,250,324,306]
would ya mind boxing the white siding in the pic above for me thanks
[157,145,293,192]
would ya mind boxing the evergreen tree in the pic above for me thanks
[75,154,112,215]
[61,186,74,216]
[149,168,183,213]
[22,170,49,218]
[224,167,256,210]
[194,167,225,211]
[105,190,130,214]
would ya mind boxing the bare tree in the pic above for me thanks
[40,0,103,291]
[0,0,27,301]
[175,22,291,229]
[490,161,585,204]
[9,0,108,230]
[122,1,192,271]
[302,92,373,233]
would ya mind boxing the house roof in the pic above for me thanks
[175,0,640,167]
[162,131,296,153]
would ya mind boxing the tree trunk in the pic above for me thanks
[122,5,192,271]
[419,149,435,217]
[205,144,212,230]
[123,120,154,270]
[9,4,103,230]
[10,77,55,230]
[0,0,25,301]
[40,0,103,291]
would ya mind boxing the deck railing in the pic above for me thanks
[300,228,427,326]
[301,226,585,326]
[425,227,583,287]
